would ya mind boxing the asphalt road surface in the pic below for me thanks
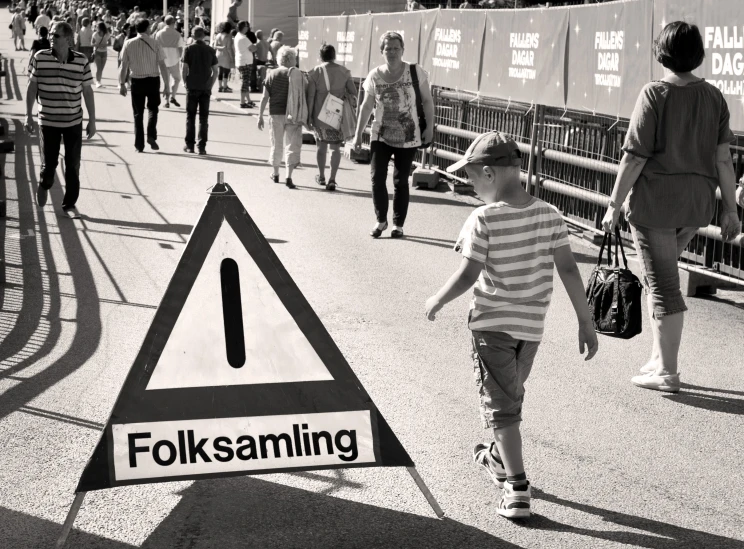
[1,15,743,549]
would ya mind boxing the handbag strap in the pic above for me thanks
[409,62,427,135]
[613,226,629,269]
[321,64,331,93]
[596,232,613,267]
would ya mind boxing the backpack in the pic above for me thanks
[586,227,643,339]
[113,33,125,52]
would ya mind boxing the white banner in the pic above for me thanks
[113,411,375,481]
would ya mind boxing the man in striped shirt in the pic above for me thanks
[25,21,96,218]
[425,132,597,519]
[119,18,169,152]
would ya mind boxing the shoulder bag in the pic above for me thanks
[409,63,430,150]
[586,227,643,339]
[317,64,344,131]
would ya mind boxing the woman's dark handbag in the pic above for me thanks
[586,227,643,339]
[409,63,430,150]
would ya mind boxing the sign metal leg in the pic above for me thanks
[407,466,445,519]
[56,491,87,548]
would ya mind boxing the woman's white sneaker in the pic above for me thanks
[631,372,680,393]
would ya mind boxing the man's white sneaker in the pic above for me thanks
[473,442,506,489]
[631,372,680,393]
[497,481,531,519]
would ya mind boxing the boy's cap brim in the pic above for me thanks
[446,131,522,173]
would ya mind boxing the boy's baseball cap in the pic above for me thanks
[446,131,522,173]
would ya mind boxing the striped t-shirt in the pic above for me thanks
[456,197,570,342]
[29,49,94,128]
[265,67,290,115]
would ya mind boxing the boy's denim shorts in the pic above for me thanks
[629,224,699,319]
[471,331,540,430]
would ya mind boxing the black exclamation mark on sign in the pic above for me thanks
[220,258,246,368]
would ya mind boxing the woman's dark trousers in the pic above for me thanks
[370,140,417,227]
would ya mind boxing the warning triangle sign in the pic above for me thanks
[76,183,413,492]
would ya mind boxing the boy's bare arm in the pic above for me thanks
[554,245,598,360]
[425,257,483,320]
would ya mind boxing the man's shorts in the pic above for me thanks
[471,331,540,429]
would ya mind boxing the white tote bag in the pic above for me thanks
[317,65,344,130]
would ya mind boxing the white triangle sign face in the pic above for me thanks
[146,221,334,390]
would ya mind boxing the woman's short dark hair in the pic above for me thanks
[39,25,48,38]
[222,21,233,34]
[654,21,705,73]
[320,44,335,62]
[134,18,150,34]
[238,20,249,33]
[97,21,106,33]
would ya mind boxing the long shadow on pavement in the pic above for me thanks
[661,383,744,415]
[79,214,193,236]
[0,119,102,421]
[294,184,477,209]
[115,476,522,549]
[154,150,270,167]
[532,488,744,548]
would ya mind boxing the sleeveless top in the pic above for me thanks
[362,63,428,149]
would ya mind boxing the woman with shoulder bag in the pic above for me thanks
[306,44,357,191]
[257,46,304,190]
[353,31,435,238]
[601,22,741,393]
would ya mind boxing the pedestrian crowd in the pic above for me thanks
[16,0,744,524]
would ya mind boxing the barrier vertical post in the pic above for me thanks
[526,104,539,195]
[533,104,546,199]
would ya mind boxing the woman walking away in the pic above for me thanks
[76,16,93,61]
[212,22,235,92]
[306,44,356,191]
[234,20,256,108]
[353,31,434,238]
[11,7,26,50]
[602,22,741,393]
[257,46,305,190]
[91,21,110,87]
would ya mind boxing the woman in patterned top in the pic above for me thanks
[602,22,741,393]
[353,31,435,239]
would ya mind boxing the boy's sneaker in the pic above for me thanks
[497,481,531,519]
[473,442,506,489]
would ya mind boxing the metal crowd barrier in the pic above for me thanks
[351,81,743,285]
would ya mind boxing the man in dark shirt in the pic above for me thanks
[181,26,218,155]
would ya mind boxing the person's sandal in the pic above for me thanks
[315,174,326,186]
[326,180,337,191]
[370,221,388,238]
[269,173,280,183]
[285,178,296,189]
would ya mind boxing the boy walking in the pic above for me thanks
[425,132,598,518]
